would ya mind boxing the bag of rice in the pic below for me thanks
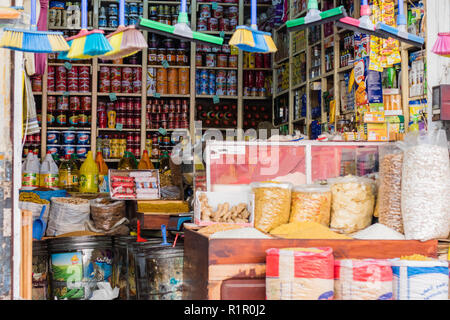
[334,259,393,300]
[391,258,449,300]
[266,247,334,300]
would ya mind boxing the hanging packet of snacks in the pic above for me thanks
[397,129,450,241]
[334,259,393,300]
[369,0,383,72]
[380,0,401,68]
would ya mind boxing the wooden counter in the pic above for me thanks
[182,228,438,300]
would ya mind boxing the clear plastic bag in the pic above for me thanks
[289,185,331,226]
[377,144,404,233]
[328,175,375,234]
[46,197,90,236]
[90,198,126,231]
[397,129,450,240]
[251,182,292,233]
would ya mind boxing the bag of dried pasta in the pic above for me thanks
[289,185,331,226]
[251,182,292,233]
[328,175,375,234]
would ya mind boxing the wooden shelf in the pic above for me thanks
[242,96,272,100]
[198,2,238,6]
[291,81,307,91]
[274,89,289,98]
[48,62,92,67]
[98,128,141,132]
[201,31,233,35]
[147,94,191,98]
[243,68,272,71]
[48,26,93,30]
[146,128,189,132]
[97,93,142,97]
[196,95,238,99]
[293,48,306,57]
[274,56,289,66]
[292,9,307,19]
[196,66,237,70]
[293,117,306,123]
[147,65,190,69]
[98,63,142,68]
[48,92,92,96]
[47,127,91,131]
[338,65,353,73]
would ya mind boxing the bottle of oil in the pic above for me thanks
[58,154,80,192]
[118,151,137,170]
[96,151,109,193]
[138,150,154,169]
[79,151,98,193]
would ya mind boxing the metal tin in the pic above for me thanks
[76,131,90,145]
[62,131,76,144]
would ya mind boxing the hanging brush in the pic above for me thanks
[229,0,277,53]
[137,0,223,47]
[0,0,69,53]
[100,0,147,60]
[375,0,424,47]
[286,0,347,32]
[59,0,112,60]
[335,0,381,37]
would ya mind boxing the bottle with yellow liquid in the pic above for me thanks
[58,154,80,192]
[79,151,99,193]
[118,151,137,170]
[96,151,109,193]
[138,150,154,169]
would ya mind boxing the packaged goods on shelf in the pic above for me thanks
[266,247,334,300]
[197,4,238,32]
[334,259,393,300]
[98,66,142,94]
[196,102,237,128]
[109,169,160,200]
[289,185,332,226]
[196,69,237,96]
[146,99,189,130]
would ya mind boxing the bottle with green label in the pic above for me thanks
[59,154,80,192]
[79,151,98,193]
[39,152,59,189]
[22,152,40,189]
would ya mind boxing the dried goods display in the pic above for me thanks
[289,185,332,226]
[198,193,250,224]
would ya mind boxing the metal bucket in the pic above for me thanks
[32,240,50,300]
[47,235,113,300]
[145,243,184,300]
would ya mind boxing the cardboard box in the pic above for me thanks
[194,191,254,227]
[109,169,160,200]
[365,123,388,142]
[363,111,385,123]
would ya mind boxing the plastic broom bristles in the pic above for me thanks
[67,31,112,59]
[263,34,277,53]
[102,27,147,60]
[229,27,255,48]
[48,34,70,52]
[0,29,23,49]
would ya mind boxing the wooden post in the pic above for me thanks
[21,210,32,300]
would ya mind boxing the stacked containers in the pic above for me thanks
[146,99,189,129]
[97,97,141,130]
[196,70,236,96]
[98,66,142,94]
[147,68,189,96]
[197,4,237,32]
[47,130,91,160]
[50,65,91,93]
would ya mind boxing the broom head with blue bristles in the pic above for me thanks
[65,29,113,60]
[100,25,148,60]
[0,27,69,53]
[229,26,277,53]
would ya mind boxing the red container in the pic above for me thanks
[98,110,107,128]
[99,66,110,80]
[264,54,271,68]
[122,67,133,81]
[219,18,229,31]
[126,132,133,144]
[99,78,110,93]
[134,133,140,144]
[81,96,92,110]
[126,98,133,112]
[255,53,263,68]
[56,66,66,80]
[57,96,69,110]
[208,17,218,31]
[67,66,78,79]
[126,114,134,128]
[133,146,140,158]
[47,96,57,111]
[69,96,81,111]
[79,78,90,92]
[47,66,55,92]
[67,77,78,92]
[133,98,141,112]
[55,76,67,92]
[134,116,141,128]
[78,66,90,78]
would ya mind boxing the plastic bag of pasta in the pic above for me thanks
[251,182,292,233]
[328,175,375,234]
[376,143,404,233]
[289,185,331,226]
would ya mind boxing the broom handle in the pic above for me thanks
[180,0,187,13]
[251,0,257,28]
[30,0,37,29]
[397,0,406,26]
[307,0,319,11]
[360,0,370,17]
[81,0,87,29]
[119,0,125,26]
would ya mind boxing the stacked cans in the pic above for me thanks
[48,65,90,93]
[196,69,237,96]
[147,67,189,96]
[196,103,237,128]
[98,66,142,94]
[97,133,140,159]
[98,2,142,28]
[47,130,91,159]
[47,95,91,128]
[243,104,271,128]
[197,4,237,31]
[148,3,188,27]
[31,75,42,92]
[196,44,237,68]
[243,71,269,97]
[97,97,141,130]
[22,134,41,158]
[243,52,272,69]
[146,99,189,129]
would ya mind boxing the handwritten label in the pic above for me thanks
[64,62,72,70]
[212,2,218,9]
[219,31,225,38]
[158,127,167,135]
[63,91,70,96]
[115,123,123,131]
[154,92,161,98]
[162,60,169,68]
[109,92,117,101]
[213,95,220,104]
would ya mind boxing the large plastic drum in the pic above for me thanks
[47,235,113,300]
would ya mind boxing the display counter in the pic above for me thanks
[182,227,438,300]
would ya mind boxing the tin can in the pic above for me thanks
[229,17,237,30]
[66,65,78,78]
[47,66,55,91]
[79,78,90,92]
[69,96,81,111]
[226,71,237,96]
[168,68,179,95]
[156,68,168,94]
[178,68,189,95]
[197,17,208,31]
[129,2,138,15]
[67,77,78,92]
[206,53,216,67]
[99,66,110,93]
[148,47,157,64]
[132,68,142,93]
[47,96,57,111]
[47,131,60,144]
[195,53,203,67]
[99,15,107,28]
[129,14,138,25]
[47,145,60,157]
[108,16,118,28]
[47,112,56,126]
[208,17,218,31]
[78,66,90,78]
[81,96,91,111]
[57,96,69,110]
[157,48,166,64]
[98,110,107,128]
[216,54,228,68]
[62,131,76,144]
[55,66,67,91]
[264,54,271,68]
[219,17,230,31]
[146,67,157,95]
[227,6,238,19]
[75,146,88,158]
[213,5,224,18]
[76,131,90,145]
[200,5,211,18]
[133,115,141,128]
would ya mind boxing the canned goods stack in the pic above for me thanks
[146,132,183,162]
[98,2,143,29]
[243,70,272,97]
[23,134,41,158]
[31,75,43,92]
[196,103,237,128]
[97,97,141,130]
[196,44,237,68]
[197,4,238,32]
[243,103,272,128]
[48,64,91,93]
[47,95,92,128]
[146,67,190,96]
[243,52,272,69]
[148,34,190,67]
[48,2,93,29]
[98,66,142,94]
[148,3,189,27]
[146,99,189,130]
[97,133,140,159]
[196,69,237,96]
[47,130,91,160]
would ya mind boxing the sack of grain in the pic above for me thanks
[90,198,126,231]
[266,247,334,300]
[398,129,450,240]
[251,182,292,233]
[391,258,449,300]
[377,144,404,233]
[334,259,393,300]
[46,197,90,236]
[328,176,376,234]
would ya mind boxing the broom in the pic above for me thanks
[59,0,112,60]
[335,0,381,37]
[286,0,347,32]
[229,0,277,53]
[100,0,147,60]
[0,0,68,53]
[432,32,450,58]
[375,0,424,47]
[137,0,223,47]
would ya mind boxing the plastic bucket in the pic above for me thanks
[47,235,113,300]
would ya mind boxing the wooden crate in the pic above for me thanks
[182,228,438,300]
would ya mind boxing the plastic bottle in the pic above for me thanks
[409,115,419,132]
[79,151,99,193]
[58,154,80,192]
[22,152,40,189]
[118,151,137,170]
[96,151,109,193]
[138,150,154,169]
[39,151,59,189]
